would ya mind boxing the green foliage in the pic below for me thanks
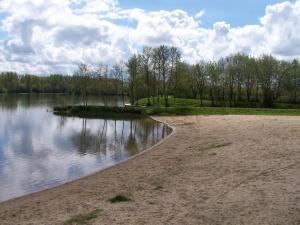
[127,45,182,107]
[127,54,139,104]
[127,47,300,109]
[0,71,125,95]
[138,96,211,107]
[3,45,300,109]
[63,209,102,225]
[108,195,131,203]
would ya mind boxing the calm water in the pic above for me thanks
[0,94,171,202]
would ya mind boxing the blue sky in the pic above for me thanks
[0,0,299,74]
[0,12,8,40]
[119,0,292,27]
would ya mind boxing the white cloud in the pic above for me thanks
[195,10,205,19]
[0,0,299,74]
[72,0,119,14]
[260,1,300,57]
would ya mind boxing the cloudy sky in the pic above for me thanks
[0,0,299,74]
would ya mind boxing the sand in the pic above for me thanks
[1,115,300,225]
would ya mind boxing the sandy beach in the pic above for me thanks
[1,115,300,225]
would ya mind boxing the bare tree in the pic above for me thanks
[111,62,126,105]
[76,63,90,107]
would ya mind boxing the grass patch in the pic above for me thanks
[54,105,300,117]
[63,209,102,225]
[145,106,300,116]
[137,96,300,116]
[108,195,131,203]
[138,96,300,109]
[137,96,211,107]
[53,97,300,118]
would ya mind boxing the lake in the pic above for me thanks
[0,94,171,202]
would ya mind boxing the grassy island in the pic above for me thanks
[54,101,300,118]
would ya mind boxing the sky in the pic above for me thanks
[119,0,288,27]
[0,0,299,74]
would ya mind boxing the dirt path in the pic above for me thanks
[1,116,300,225]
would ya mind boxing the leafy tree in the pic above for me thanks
[127,55,138,105]
[192,62,206,105]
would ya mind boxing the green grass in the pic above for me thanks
[137,96,300,109]
[53,97,300,118]
[136,96,300,116]
[53,105,300,117]
[144,106,300,116]
[137,96,210,107]
[108,195,131,203]
[63,209,102,225]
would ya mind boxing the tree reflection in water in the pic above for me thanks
[71,117,171,161]
[0,94,171,202]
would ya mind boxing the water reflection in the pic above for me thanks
[0,93,126,111]
[70,118,170,158]
[0,94,171,202]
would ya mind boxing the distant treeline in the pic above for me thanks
[2,45,300,108]
[0,68,127,95]
[127,46,300,107]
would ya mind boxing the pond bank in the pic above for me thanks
[54,105,300,118]
[1,115,300,225]
[53,105,146,119]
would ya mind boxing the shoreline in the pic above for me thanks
[0,116,175,205]
[1,115,300,225]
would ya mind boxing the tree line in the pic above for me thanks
[127,46,300,108]
[1,45,300,108]
[0,64,127,97]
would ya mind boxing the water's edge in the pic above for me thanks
[0,116,175,204]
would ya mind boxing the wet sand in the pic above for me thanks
[1,115,300,225]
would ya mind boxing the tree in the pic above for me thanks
[158,45,171,107]
[76,63,90,107]
[141,47,152,106]
[244,57,256,105]
[169,47,181,103]
[127,55,138,105]
[111,62,125,105]
[207,62,220,106]
[192,62,206,106]
[290,59,300,103]
[257,55,280,107]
